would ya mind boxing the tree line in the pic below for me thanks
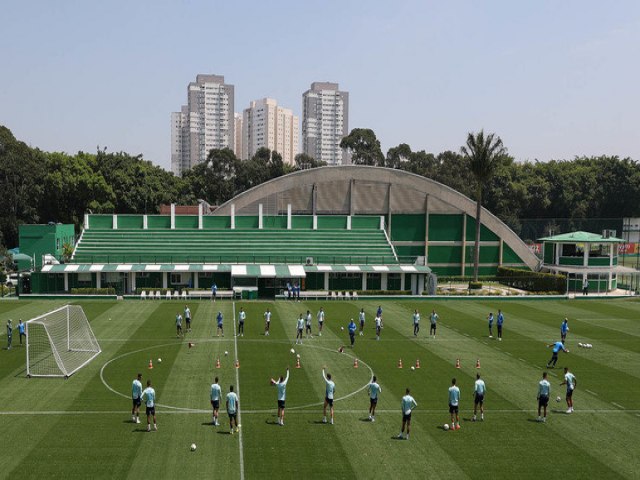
[1,124,639,250]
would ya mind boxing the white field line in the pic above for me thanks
[611,402,625,409]
[585,389,598,396]
[0,408,637,416]
[232,301,245,480]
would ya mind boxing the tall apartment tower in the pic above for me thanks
[241,98,299,165]
[234,113,244,159]
[302,82,349,165]
[171,74,234,176]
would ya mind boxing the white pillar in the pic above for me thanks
[170,203,176,229]
[347,216,352,230]
[381,272,388,290]
[143,215,148,229]
[379,216,385,230]
[162,272,168,289]
[258,204,263,229]
[555,243,561,264]
[583,243,589,266]
[313,215,318,230]
[418,275,425,295]
[96,273,101,289]
[64,273,69,292]
[194,273,199,289]
[231,204,236,229]
[324,272,329,290]
[130,272,136,293]
[287,204,292,230]
[400,273,405,291]
[84,214,89,229]
[198,203,203,230]
[362,273,367,291]
[113,214,118,229]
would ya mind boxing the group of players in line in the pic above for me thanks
[151,306,576,435]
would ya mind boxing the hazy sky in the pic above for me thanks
[1,1,639,170]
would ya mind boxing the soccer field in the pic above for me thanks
[1,298,639,479]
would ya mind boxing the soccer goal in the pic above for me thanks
[26,305,101,378]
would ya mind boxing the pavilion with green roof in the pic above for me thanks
[539,230,638,293]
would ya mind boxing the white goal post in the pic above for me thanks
[26,305,101,378]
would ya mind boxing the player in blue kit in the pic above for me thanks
[141,380,157,431]
[271,367,289,426]
[322,368,336,424]
[226,385,240,434]
[472,373,486,422]
[131,373,143,424]
[210,376,222,426]
[487,312,494,338]
[560,318,569,342]
[348,318,357,347]
[216,311,224,337]
[537,372,551,422]
[367,376,382,421]
[546,340,569,368]
[448,378,461,430]
[398,388,417,440]
[496,310,504,341]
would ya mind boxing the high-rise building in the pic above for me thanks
[241,98,299,165]
[171,74,234,175]
[302,82,349,165]
[234,113,243,160]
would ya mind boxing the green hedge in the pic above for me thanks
[354,290,411,296]
[468,281,483,290]
[497,267,566,293]
[70,288,116,295]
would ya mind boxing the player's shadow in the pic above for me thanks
[526,418,544,423]
[200,422,216,427]
[436,425,449,431]
[358,417,372,422]
[216,431,233,435]
[309,420,329,425]
[265,419,280,425]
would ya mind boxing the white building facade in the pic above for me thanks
[171,74,234,175]
[302,82,349,165]
[241,98,299,165]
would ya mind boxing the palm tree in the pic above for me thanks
[460,130,506,282]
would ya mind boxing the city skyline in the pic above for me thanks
[1,1,639,171]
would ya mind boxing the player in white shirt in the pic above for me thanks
[359,309,366,336]
[226,385,240,434]
[472,373,486,421]
[237,308,246,337]
[322,368,336,424]
[264,309,272,336]
[175,313,183,338]
[375,314,382,341]
[317,308,325,336]
[367,376,382,421]
[210,376,222,426]
[296,314,305,344]
[271,367,290,426]
[131,373,143,423]
[429,310,439,338]
[413,310,420,336]
[305,310,313,338]
[184,305,191,332]
[448,378,461,430]
[398,388,418,440]
[141,380,157,432]
[560,367,577,413]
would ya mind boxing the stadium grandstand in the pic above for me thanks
[30,166,538,297]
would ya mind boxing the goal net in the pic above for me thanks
[26,305,101,378]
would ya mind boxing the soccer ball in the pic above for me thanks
[224,351,229,356]
[157,358,162,363]
[556,396,561,402]
[411,366,415,371]
[341,326,344,330]
[443,424,450,431]
[338,346,344,353]
[190,443,197,451]
[290,348,295,354]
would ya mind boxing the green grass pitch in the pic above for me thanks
[1,297,639,479]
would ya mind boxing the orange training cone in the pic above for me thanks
[455,358,461,369]
[148,359,153,369]
[475,358,481,369]
[353,358,359,369]
[415,359,421,369]
[215,357,221,369]
[295,357,301,369]
[235,359,240,369]
[398,358,403,369]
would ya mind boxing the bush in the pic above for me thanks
[497,267,566,293]
[70,288,116,295]
[353,290,411,296]
[468,281,483,290]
